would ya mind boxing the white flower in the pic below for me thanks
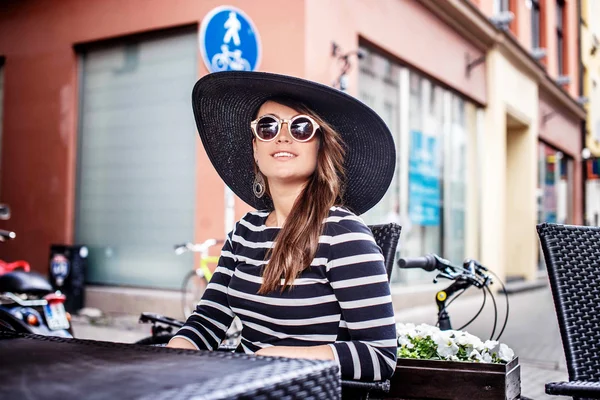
[454,331,479,347]
[416,324,439,335]
[395,322,515,364]
[469,349,483,362]
[432,331,459,359]
[498,343,515,362]
[396,322,417,338]
[483,340,499,351]
[398,336,414,349]
[480,351,493,363]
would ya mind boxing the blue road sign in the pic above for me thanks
[200,6,261,73]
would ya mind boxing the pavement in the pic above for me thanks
[71,285,569,400]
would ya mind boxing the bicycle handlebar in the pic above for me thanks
[173,239,226,255]
[397,254,439,272]
[398,253,491,288]
[398,253,508,341]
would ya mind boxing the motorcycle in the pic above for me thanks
[0,204,73,338]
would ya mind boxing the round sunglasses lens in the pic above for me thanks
[256,117,279,140]
[290,117,314,141]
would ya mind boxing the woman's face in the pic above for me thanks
[252,100,320,186]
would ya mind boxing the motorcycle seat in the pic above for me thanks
[0,270,54,296]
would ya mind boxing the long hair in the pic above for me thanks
[256,98,346,294]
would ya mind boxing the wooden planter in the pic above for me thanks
[382,357,520,400]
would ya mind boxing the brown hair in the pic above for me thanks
[256,98,346,294]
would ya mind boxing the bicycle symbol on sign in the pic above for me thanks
[210,11,251,72]
[211,44,251,71]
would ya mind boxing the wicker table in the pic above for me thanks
[0,331,340,399]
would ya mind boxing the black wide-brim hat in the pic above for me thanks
[191,71,395,215]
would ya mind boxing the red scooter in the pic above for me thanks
[0,205,73,337]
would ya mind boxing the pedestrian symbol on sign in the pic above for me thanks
[223,12,241,46]
[200,6,262,73]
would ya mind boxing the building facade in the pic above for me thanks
[581,0,600,226]
[0,0,586,315]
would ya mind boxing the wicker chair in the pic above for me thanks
[537,223,600,399]
[341,223,402,400]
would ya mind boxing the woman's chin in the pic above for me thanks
[266,173,312,185]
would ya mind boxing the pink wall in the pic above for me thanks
[304,0,487,105]
[539,96,582,157]
[0,0,305,272]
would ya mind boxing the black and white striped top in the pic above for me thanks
[173,206,397,381]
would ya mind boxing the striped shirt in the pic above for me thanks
[173,206,398,381]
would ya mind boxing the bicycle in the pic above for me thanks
[398,254,509,341]
[177,239,223,319]
[136,239,243,347]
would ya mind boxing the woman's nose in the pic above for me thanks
[276,122,293,143]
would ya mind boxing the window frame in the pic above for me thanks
[531,0,542,49]
[556,0,566,76]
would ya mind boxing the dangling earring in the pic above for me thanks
[253,170,265,198]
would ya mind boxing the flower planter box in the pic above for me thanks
[382,357,520,400]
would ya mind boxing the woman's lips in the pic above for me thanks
[271,151,297,160]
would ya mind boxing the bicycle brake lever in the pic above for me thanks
[433,272,455,283]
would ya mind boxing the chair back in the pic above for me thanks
[368,223,402,282]
[537,223,600,382]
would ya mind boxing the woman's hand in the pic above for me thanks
[254,345,334,360]
[167,337,198,350]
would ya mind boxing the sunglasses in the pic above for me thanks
[251,114,320,142]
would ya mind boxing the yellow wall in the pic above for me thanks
[581,0,600,156]
[481,49,539,281]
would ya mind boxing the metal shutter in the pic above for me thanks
[75,29,197,289]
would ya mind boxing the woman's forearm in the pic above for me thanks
[254,345,335,360]
[167,336,199,350]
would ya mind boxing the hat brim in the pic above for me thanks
[191,71,395,216]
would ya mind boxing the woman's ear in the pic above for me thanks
[252,138,258,163]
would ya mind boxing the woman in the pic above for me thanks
[168,71,398,381]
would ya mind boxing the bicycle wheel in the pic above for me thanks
[181,269,208,318]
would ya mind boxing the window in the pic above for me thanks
[537,143,573,224]
[358,47,480,284]
[531,0,542,49]
[556,0,566,76]
[494,0,517,34]
[594,78,600,142]
[537,142,573,269]
[358,48,401,227]
[494,0,510,13]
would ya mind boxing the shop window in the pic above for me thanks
[585,158,600,226]
[537,142,573,269]
[358,48,401,228]
[358,47,479,284]
[537,142,573,225]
